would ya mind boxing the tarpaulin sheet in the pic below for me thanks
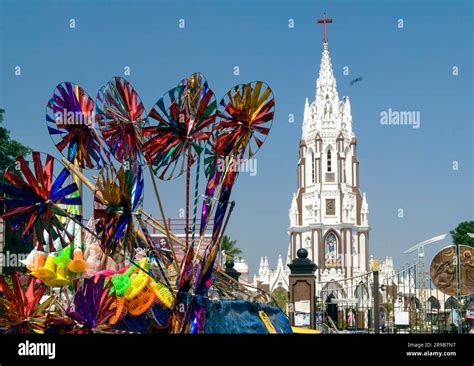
[202,299,292,334]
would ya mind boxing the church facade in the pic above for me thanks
[288,39,370,286]
[251,29,453,332]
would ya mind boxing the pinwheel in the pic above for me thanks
[142,72,216,181]
[93,163,144,257]
[96,77,147,165]
[143,73,217,276]
[194,82,275,296]
[0,152,82,252]
[213,81,274,159]
[0,273,55,333]
[199,82,275,242]
[65,275,117,333]
[46,82,109,169]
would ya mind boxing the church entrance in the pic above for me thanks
[326,294,338,326]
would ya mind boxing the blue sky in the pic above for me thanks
[0,0,472,275]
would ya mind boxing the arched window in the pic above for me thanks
[345,146,352,185]
[427,296,440,311]
[327,149,332,172]
[445,297,458,310]
[305,148,315,186]
[355,283,369,308]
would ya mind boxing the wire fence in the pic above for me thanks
[315,263,467,333]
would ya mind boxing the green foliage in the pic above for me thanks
[270,289,288,312]
[450,221,474,247]
[0,109,32,274]
[338,319,347,330]
[384,302,394,315]
[220,235,242,260]
[0,109,30,174]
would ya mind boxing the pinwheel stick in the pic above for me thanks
[60,157,150,249]
[147,164,180,272]
[139,208,218,263]
[73,158,83,251]
[185,144,192,250]
[52,202,161,283]
[61,157,104,201]
[138,208,185,249]
[51,203,99,243]
[62,156,179,274]
[140,204,259,299]
[192,156,236,262]
[215,200,236,266]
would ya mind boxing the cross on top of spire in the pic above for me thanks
[317,13,333,43]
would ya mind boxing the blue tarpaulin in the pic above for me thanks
[202,299,292,334]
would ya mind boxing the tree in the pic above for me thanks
[450,221,474,248]
[0,109,30,172]
[271,288,289,313]
[0,109,32,274]
[220,235,242,260]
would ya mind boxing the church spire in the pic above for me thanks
[316,42,338,102]
[315,14,338,104]
[303,97,309,121]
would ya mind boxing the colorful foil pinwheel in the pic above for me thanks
[195,82,275,295]
[0,152,82,252]
[65,275,117,333]
[199,82,275,240]
[94,164,144,256]
[171,82,275,333]
[0,273,54,334]
[213,81,275,159]
[96,77,147,165]
[46,82,109,169]
[142,72,216,180]
[143,73,217,295]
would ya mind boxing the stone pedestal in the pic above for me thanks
[288,248,317,328]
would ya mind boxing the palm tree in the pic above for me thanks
[220,235,242,260]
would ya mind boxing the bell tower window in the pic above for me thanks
[327,150,332,172]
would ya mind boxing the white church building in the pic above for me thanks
[250,28,456,332]
[254,36,370,293]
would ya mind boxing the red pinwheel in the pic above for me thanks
[96,77,147,165]
[0,152,82,252]
[46,82,109,169]
[142,72,217,180]
[93,164,144,256]
[0,272,54,334]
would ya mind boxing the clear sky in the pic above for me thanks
[0,0,472,276]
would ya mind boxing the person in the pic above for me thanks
[159,238,168,249]
[347,309,355,329]
[380,309,386,333]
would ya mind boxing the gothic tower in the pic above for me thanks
[288,39,370,283]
